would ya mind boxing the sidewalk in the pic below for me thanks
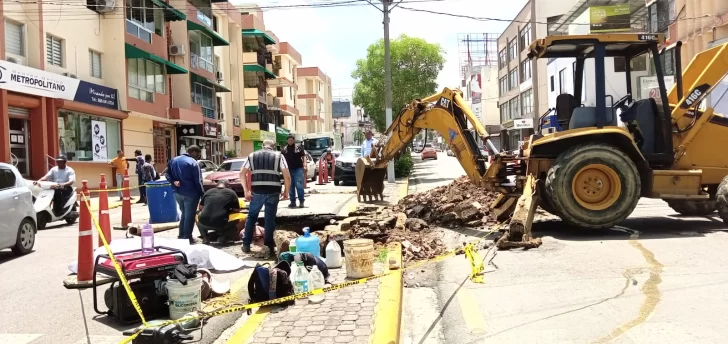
[231,178,408,344]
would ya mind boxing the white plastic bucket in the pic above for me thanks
[166,275,203,320]
[343,239,375,279]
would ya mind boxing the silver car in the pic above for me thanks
[0,163,36,255]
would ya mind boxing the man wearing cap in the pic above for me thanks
[281,134,306,208]
[36,155,77,217]
[361,129,378,158]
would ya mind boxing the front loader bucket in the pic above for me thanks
[355,157,386,202]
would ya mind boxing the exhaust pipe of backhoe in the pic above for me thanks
[355,157,386,202]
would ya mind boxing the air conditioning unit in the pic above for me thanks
[88,0,115,13]
[216,71,223,81]
[169,45,186,56]
[233,117,240,126]
[6,56,24,65]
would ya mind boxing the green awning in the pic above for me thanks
[275,126,290,143]
[124,44,188,74]
[242,29,276,45]
[150,0,186,21]
[243,64,276,79]
[245,105,259,113]
[189,71,231,93]
[187,20,230,46]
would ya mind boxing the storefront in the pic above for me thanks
[0,59,125,185]
[176,123,218,161]
[502,118,534,151]
[240,128,276,155]
[153,123,176,172]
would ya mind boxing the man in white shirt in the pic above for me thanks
[361,129,379,158]
[36,155,76,216]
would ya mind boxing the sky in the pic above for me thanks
[231,0,528,100]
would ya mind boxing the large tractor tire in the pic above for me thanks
[538,183,561,217]
[545,143,641,229]
[716,176,728,224]
[666,200,716,216]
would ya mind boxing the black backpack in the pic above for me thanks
[247,261,295,312]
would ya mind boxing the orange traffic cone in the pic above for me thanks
[77,181,93,282]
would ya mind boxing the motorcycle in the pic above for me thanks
[27,181,79,230]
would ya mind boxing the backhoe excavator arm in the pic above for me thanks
[366,88,493,183]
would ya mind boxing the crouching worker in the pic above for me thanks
[197,181,244,245]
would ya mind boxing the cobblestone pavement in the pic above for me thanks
[247,263,384,344]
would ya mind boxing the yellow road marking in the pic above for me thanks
[225,307,271,344]
[456,287,487,334]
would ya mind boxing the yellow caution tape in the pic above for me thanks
[109,220,503,343]
[80,194,149,326]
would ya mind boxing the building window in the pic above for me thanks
[128,58,165,102]
[509,96,520,119]
[518,24,531,52]
[192,82,215,118]
[89,50,102,78]
[499,76,508,96]
[508,68,518,90]
[500,102,510,122]
[508,39,517,61]
[58,110,121,162]
[212,15,218,32]
[520,59,531,83]
[520,89,533,115]
[558,68,567,94]
[126,0,164,43]
[498,49,506,69]
[190,31,214,73]
[46,35,64,67]
[5,20,24,57]
[550,75,555,92]
[614,55,647,73]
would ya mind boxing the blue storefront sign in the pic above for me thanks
[73,80,119,110]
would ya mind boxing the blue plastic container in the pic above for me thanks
[295,227,321,257]
[146,181,179,224]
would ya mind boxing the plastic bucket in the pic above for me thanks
[146,181,178,224]
[165,275,203,320]
[343,239,375,279]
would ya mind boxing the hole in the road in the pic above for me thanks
[252,214,346,234]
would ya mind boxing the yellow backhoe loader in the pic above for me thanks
[356,33,728,248]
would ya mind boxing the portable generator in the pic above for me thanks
[93,246,188,324]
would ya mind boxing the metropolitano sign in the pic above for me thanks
[0,59,119,110]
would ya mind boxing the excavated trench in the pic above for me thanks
[250,214,346,234]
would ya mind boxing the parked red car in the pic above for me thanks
[421,146,438,160]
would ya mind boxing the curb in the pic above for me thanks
[370,177,408,344]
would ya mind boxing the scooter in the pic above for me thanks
[27,181,79,230]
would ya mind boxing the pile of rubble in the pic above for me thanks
[273,204,446,264]
[395,176,502,227]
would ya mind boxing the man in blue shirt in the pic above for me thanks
[361,129,378,158]
[165,145,205,243]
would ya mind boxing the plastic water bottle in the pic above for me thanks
[296,227,321,257]
[141,223,154,255]
[289,238,297,253]
[325,238,342,268]
[292,255,310,305]
[308,265,326,304]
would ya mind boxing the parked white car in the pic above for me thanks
[305,152,316,181]
[0,163,37,255]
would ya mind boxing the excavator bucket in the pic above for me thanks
[495,174,543,250]
[355,157,386,202]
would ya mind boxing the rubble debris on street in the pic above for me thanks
[395,176,502,227]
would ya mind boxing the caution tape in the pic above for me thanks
[80,194,149,326]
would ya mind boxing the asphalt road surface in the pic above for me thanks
[401,152,728,344]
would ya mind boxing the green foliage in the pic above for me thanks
[351,35,445,132]
[224,150,237,158]
[394,152,414,178]
[353,129,365,145]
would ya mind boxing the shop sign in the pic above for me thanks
[203,122,217,138]
[0,59,119,110]
[178,125,200,136]
[241,128,275,141]
[589,4,631,33]
[513,118,533,129]
[91,120,108,161]
[639,76,675,100]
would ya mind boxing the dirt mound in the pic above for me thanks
[395,176,502,227]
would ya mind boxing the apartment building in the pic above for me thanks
[496,0,573,150]
[0,0,244,187]
[297,67,333,134]
[270,42,302,133]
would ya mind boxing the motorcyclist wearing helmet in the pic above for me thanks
[36,155,76,216]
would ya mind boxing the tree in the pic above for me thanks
[351,35,445,133]
[353,129,365,145]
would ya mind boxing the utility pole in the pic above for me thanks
[383,0,395,183]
